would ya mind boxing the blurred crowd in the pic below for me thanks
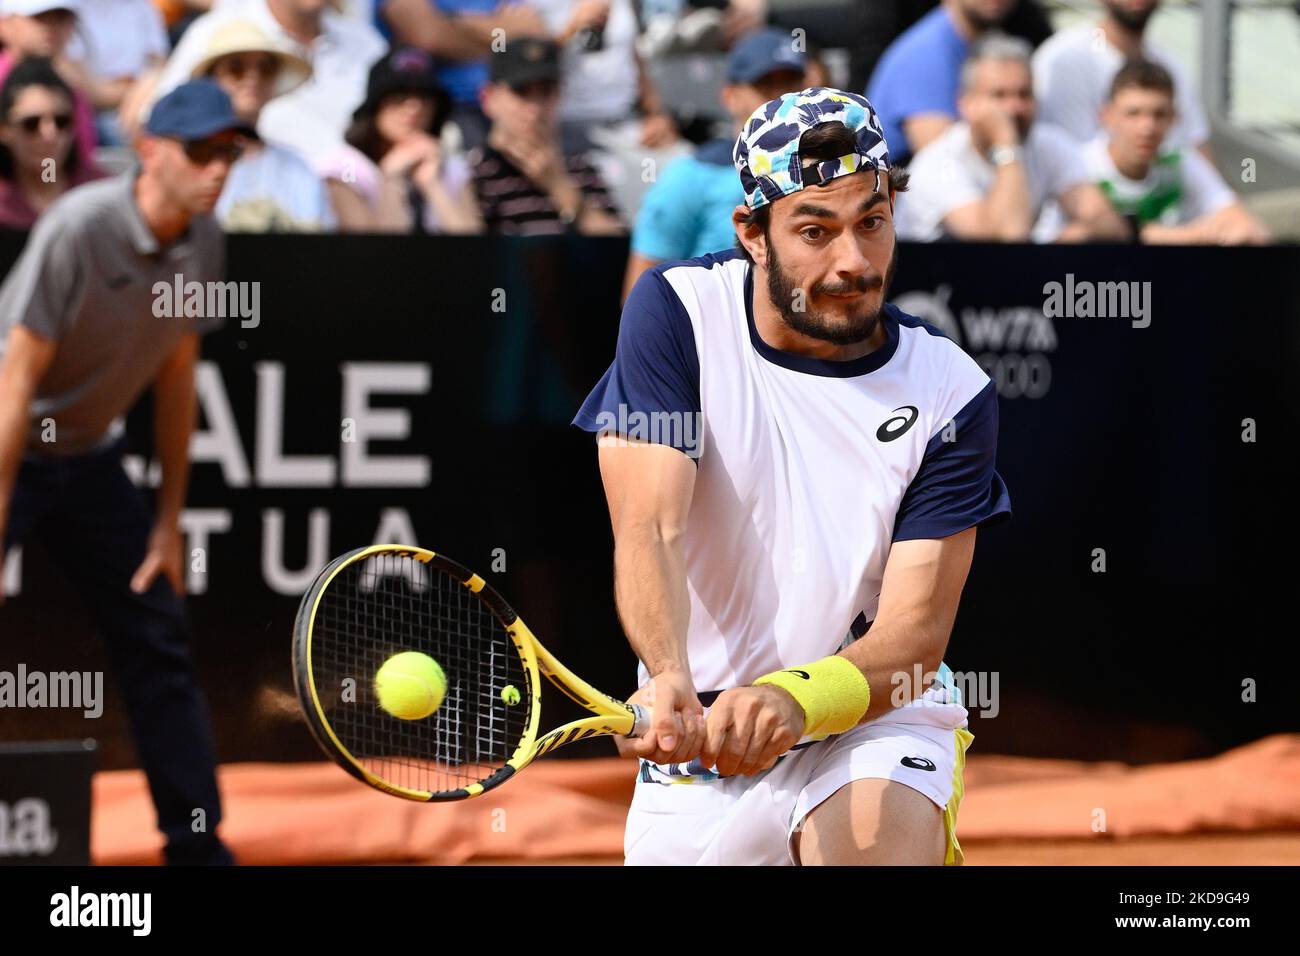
[0,0,1274,249]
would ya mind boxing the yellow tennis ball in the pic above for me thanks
[375,652,446,720]
[501,685,521,706]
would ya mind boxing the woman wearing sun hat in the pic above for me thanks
[192,19,336,232]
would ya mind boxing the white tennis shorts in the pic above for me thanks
[623,678,974,866]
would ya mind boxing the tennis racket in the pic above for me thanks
[292,543,649,801]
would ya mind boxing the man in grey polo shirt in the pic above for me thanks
[0,79,251,865]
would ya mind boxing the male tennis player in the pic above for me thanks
[574,87,1011,865]
[0,80,248,864]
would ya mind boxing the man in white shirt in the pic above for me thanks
[575,88,1012,866]
[1032,0,1209,155]
[896,34,1127,243]
[147,0,386,163]
[1085,58,1269,245]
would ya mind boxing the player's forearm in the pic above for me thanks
[837,615,951,721]
[151,353,198,524]
[612,523,692,678]
[834,530,975,721]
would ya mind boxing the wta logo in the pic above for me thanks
[876,406,919,442]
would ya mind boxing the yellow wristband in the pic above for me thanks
[753,655,871,738]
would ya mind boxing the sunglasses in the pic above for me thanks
[12,112,73,134]
[215,54,279,81]
[179,137,246,166]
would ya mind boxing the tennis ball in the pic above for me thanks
[501,685,521,706]
[375,652,446,720]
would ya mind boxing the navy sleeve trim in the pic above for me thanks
[893,379,1012,541]
[572,267,703,459]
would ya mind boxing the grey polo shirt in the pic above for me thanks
[0,170,224,457]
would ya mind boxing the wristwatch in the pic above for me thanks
[989,144,1023,167]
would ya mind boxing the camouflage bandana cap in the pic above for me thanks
[733,86,891,210]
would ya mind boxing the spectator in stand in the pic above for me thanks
[1034,0,1209,157]
[1086,59,1268,245]
[380,0,548,151]
[622,26,806,297]
[152,0,214,45]
[895,34,1128,243]
[866,0,1018,165]
[193,19,336,231]
[530,0,678,156]
[61,0,169,146]
[320,46,481,233]
[847,0,1053,93]
[0,57,105,228]
[146,0,386,164]
[0,0,99,167]
[469,35,622,235]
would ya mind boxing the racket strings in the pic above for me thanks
[310,553,532,796]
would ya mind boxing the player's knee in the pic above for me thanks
[797,780,946,865]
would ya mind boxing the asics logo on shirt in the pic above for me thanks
[876,405,919,442]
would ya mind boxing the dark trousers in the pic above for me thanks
[3,439,233,865]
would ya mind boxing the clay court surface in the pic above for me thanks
[91,734,1300,866]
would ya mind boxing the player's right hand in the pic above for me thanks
[618,667,706,766]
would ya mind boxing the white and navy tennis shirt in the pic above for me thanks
[574,247,1011,693]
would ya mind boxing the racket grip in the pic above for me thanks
[627,703,651,738]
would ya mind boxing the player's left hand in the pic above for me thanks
[699,684,804,777]
[131,523,185,596]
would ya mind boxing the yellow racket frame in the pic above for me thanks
[293,544,648,801]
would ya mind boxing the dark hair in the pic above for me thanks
[344,89,450,165]
[1108,58,1175,101]
[0,57,79,180]
[734,121,910,263]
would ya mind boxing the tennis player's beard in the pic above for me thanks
[765,240,897,347]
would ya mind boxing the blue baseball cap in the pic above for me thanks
[727,28,807,85]
[733,87,891,210]
[145,79,256,141]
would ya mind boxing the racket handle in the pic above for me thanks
[627,703,651,738]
